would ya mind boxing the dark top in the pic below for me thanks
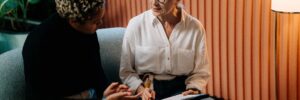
[22,13,108,99]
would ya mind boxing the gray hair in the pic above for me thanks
[177,0,184,8]
[55,0,105,23]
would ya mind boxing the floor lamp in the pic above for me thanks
[271,0,300,100]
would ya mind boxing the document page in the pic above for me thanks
[162,94,206,100]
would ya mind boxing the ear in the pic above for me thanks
[69,19,84,29]
[69,19,79,25]
[68,19,82,30]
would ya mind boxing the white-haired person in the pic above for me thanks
[119,0,210,100]
[23,0,140,99]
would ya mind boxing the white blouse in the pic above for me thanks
[119,9,210,93]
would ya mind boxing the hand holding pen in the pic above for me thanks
[137,75,156,100]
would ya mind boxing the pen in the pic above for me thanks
[144,77,151,88]
[143,75,154,100]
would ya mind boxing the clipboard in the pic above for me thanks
[162,94,209,100]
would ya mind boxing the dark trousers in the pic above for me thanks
[153,76,187,100]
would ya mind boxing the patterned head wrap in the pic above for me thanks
[55,0,105,23]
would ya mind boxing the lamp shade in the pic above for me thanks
[272,0,300,13]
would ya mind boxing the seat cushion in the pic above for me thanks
[0,48,25,100]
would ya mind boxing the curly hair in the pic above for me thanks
[55,0,105,24]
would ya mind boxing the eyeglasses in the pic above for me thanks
[156,0,166,3]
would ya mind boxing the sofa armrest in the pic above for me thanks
[0,48,26,100]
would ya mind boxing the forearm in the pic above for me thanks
[186,63,210,91]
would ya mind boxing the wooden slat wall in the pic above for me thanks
[103,0,300,100]
[277,14,300,100]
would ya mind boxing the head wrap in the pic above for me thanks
[55,0,105,23]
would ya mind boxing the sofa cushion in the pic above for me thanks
[97,27,125,83]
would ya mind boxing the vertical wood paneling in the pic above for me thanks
[130,0,136,17]
[205,0,214,96]
[220,0,228,99]
[198,0,207,94]
[115,0,121,26]
[276,14,300,100]
[199,0,205,25]
[228,0,236,99]
[126,0,131,23]
[244,0,253,100]
[103,0,111,27]
[111,0,116,26]
[288,15,299,100]
[183,0,191,14]
[252,0,262,100]
[141,0,147,12]
[261,0,271,100]
[103,0,300,100]
[279,14,288,100]
[190,0,199,18]
[120,0,126,27]
[298,14,300,100]
[135,0,141,15]
[212,0,221,98]
[269,12,276,100]
[236,0,244,99]
[191,0,198,18]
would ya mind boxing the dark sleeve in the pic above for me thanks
[22,29,62,97]
[95,71,109,98]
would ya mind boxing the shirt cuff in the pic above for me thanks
[186,83,203,91]
[128,79,143,94]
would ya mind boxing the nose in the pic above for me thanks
[152,0,160,6]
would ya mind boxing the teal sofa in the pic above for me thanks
[0,28,125,99]
[0,27,216,100]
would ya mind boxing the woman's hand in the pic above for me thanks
[103,82,119,97]
[116,84,130,93]
[182,89,201,96]
[104,82,142,100]
[104,82,132,97]
[136,85,155,100]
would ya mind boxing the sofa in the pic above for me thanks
[0,27,215,100]
[0,28,125,99]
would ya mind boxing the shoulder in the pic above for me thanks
[25,13,66,45]
[127,10,152,28]
[181,11,206,39]
[185,14,205,31]
[30,14,55,32]
[182,11,205,35]
[30,13,67,36]
[125,10,152,37]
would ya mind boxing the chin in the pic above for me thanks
[152,11,162,16]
